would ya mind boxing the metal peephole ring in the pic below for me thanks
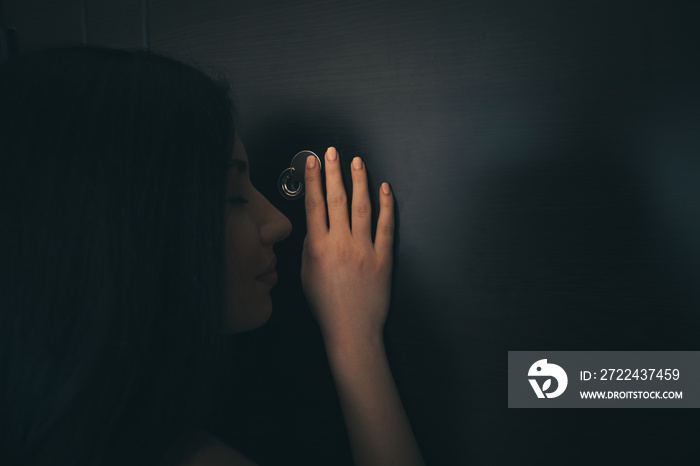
[278,150,322,200]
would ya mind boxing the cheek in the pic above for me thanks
[224,217,259,299]
[225,223,248,285]
[224,225,246,330]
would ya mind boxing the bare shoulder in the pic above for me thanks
[179,435,258,466]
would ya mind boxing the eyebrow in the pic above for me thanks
[227,158,248,173]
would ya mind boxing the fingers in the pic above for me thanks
[304,153,327,238]
[324,147,350,233]
[305,147,394,262]
[374,182,394,261]
[350,156,372,243]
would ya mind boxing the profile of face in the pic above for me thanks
[224,133,293,333]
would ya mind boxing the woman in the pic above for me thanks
[0,46,424,466]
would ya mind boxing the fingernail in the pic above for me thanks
[352,157,363,170]
[327,147,337,161]
[307,155,316,169]
[382,182,391,195]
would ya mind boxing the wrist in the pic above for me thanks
[324,331,384,358]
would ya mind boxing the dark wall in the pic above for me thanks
[4,0,699,464]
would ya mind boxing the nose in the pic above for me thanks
[260,194,293,245]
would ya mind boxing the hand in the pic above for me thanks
[300,147,395,348]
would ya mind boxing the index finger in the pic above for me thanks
[304,154,328,238]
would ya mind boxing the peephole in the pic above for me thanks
[278,150,322,200]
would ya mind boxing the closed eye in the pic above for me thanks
[228,197,249,205]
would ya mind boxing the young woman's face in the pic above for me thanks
[224,133,293,332]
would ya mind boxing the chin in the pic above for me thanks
[224,299,273,334]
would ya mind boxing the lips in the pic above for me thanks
[256,257,276,278]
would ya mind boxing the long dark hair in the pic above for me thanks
[0,45,236,466]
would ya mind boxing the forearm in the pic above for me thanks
[325,335,426,466]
